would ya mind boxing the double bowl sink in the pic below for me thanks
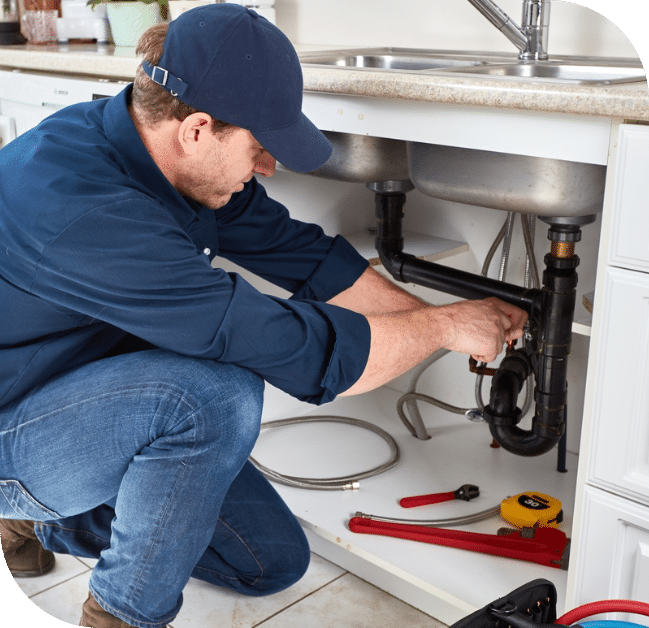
[295,48,646,217]
[299,47,646,85]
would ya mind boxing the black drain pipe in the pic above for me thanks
[374,191,541,314]
[374,190,584,457]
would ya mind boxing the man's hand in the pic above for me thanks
[332,267,529,397]
[435,297,528,364]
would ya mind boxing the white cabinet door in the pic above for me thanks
[587,266,649,506]
[609,124,649,272]
[572,486,649,613]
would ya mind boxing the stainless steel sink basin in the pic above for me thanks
[306,132,606,217]
[435,62,646,85]
[407,142,606,217]
[299,47,489,72]
[304,131,411,184]
[299,47,625,216]
[299,47,646,85]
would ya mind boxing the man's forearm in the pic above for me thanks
[327,266,426,315]
[338,297,527,397]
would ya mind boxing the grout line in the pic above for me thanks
[250,571,349,628]
[26,568,91,599]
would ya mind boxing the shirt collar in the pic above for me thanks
[103,85,200,228]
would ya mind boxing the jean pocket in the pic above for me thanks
[0,480,61,521]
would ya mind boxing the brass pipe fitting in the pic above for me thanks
[551,241,575,259]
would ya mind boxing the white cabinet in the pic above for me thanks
[588,267,649,506]
[572,487,649,607]
[0,70,126,139]
[570,123,649,614]
[609,125,649,272]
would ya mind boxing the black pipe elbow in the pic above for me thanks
[488,424,560,457]
[483,349,562,457]
[487,351,530,417]
[483,350,528,439]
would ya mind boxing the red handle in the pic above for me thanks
[399,491,455,508]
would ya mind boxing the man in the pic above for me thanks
[0,5,526,627]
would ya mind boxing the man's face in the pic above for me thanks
[177,126,276,209]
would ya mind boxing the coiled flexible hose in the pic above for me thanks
[249,415,400,490]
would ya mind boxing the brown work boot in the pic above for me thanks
[0,518,55,578]
[79,593,168,628]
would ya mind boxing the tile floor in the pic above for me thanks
[9,551,446,628]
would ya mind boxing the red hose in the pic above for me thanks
[558,600,649,625]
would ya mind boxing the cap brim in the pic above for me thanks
[252,113,332,174]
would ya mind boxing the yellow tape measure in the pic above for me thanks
[500,492,563,528]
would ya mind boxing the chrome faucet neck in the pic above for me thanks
[520,0,550,60]
[467,0,550,61]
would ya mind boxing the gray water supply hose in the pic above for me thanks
[354,504,502,527]
[249,415,400,490]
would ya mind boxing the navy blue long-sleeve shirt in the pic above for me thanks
[0,86,371,409]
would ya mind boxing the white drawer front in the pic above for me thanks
[588,267,649,505]
[609,124,649,272]
[571,486,649,614]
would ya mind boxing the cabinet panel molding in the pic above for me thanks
[609,124,649,272]
[588,267,649,505]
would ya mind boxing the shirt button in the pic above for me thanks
[203,248,211,256]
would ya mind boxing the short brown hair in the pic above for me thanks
[132,23,233,133]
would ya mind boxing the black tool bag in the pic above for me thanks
[451,579,559,628]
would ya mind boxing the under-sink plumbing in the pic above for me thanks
[483,217,586,456]
[467,0,550,61]
[373,187,595,458]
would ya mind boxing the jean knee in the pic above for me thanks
[201,363,264,448]
[189,361,263,452]
[259,511,311,595]
[144,354,264,461]
[274,529,311,591]
[251,528,311,596]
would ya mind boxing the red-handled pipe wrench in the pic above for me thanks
[348,516,570,569]
[399,484,480,509]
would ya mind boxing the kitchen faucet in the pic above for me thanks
[467,0,550,61]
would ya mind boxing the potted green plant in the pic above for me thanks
[87,0,169,46]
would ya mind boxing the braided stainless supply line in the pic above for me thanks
[249,415,400,490]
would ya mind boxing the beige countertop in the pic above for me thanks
[1,42,648,121]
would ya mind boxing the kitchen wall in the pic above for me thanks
[275,0,640,60]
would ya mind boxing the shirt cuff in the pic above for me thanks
[310,301,371,404]
[292,235,369,303]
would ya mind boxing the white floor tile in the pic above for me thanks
[256,572,443,628]
[75,556,98,570]
[171,553,345,628]
[15,554,90,598]
[8,551,446,628]
[28,569,92,625]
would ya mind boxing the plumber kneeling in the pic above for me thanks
[0,6,527,628]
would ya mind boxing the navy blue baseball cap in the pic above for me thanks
[142,4,332,172]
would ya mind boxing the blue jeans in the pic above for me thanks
[0,350,310,628]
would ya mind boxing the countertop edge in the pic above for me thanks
[301,66,649,121]
[1,44,648,121]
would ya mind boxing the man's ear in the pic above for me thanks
[178,112,213,156]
